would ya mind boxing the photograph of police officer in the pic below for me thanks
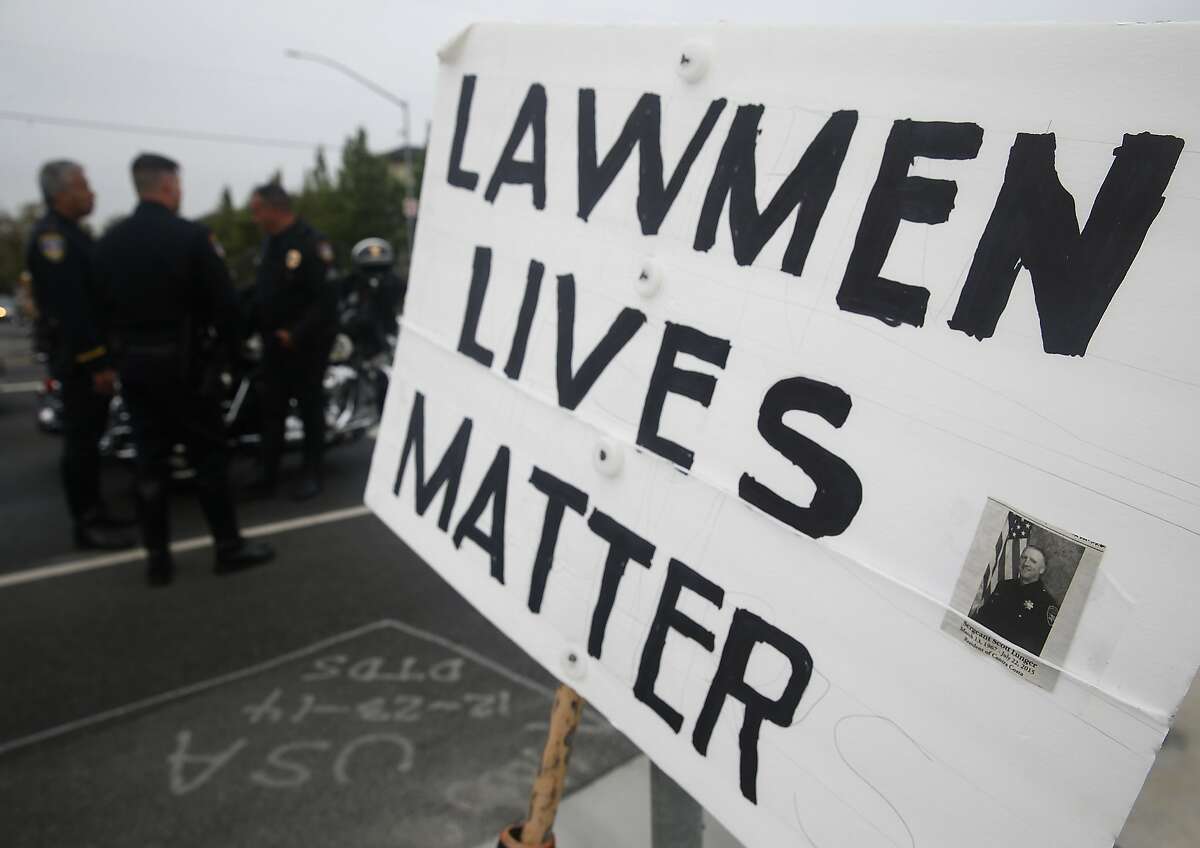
[967,510,1085,657]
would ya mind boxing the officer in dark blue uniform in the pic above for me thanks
[26,160,134,550]
[94,153,274,586]
[246,182,338,501]
[970,544,1060,656]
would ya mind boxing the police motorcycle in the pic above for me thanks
[37,242,399,476]
[338,237,404,414]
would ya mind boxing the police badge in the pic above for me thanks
[39,233,66,263]
[285,248,302,269]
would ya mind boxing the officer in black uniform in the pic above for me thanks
[970,544,1060,656]
[341,237,405,360]
[247,182,337,501]
[94,153,274,586]
[26,160,134,550]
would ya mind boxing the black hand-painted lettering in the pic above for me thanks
[633,559,723,732]
[694,107,857,277]
[637,322,731,469]
[452,445,511,584]
[502,259,546,380]
[457,246,496,368]
[448,74,480,191]
[738,376,862,539]
[393,392,472,532]
[837,120,984,327]
[556,274,647,410]
[585,510,656,659]
[692,609,813,804]
[527,467,589,613]
[484,83,547,210]
[577,90,727,234]
[948,131,1184,355]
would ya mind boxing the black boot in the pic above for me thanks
[214,538,276,574]
[146,551,175,587]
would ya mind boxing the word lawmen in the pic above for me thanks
[447,74,1185,358]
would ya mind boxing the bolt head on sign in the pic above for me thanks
[635,259,663,298]
[676,41,710,83]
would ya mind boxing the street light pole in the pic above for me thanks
[284,48,417,272]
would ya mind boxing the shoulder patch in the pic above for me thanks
[317,240,334,264]
[209,232,226,259]
[285,248,302,270]
[39,233,65,263]
[1046,605,1058,626]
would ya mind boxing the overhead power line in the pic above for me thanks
[0,109,335,150]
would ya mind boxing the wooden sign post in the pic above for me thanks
[498,685,585,848]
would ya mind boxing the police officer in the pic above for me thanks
[342,237,405,360]
[246,182,337,501]
[94,153,274,586]
[26,160,134,550]
[970,545,1060,656]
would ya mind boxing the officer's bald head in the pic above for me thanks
[39,160,94,220]
[132,153,182,213]
[1018,545,1047,584]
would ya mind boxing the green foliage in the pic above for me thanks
[207,186,261,287]
[0,203,41,294]
[206,127,420,287]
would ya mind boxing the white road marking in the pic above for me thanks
[0,504,372,590]
[0,619,554,758]
[0,380,43,394]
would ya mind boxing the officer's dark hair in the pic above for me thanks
[251,182,292,211]
[38,160,83,204]
[131,153,180,194]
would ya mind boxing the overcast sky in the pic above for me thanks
[2,0,1195,225]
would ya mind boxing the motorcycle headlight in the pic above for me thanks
[329,333,354,364]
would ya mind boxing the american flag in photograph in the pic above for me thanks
[971,512,1031,613]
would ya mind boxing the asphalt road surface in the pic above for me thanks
[1,319,1196,848]
[0,321,638,848]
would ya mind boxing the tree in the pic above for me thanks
[205,186,260,288]
[201,127,412,282]
[333,128,408,260]
[0,203,41,294]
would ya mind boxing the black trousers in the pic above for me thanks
[121,366,240,556]
[259,337,330,481]
[58,370,111,524]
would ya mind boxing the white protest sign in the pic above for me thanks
[365,22,1200,847]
